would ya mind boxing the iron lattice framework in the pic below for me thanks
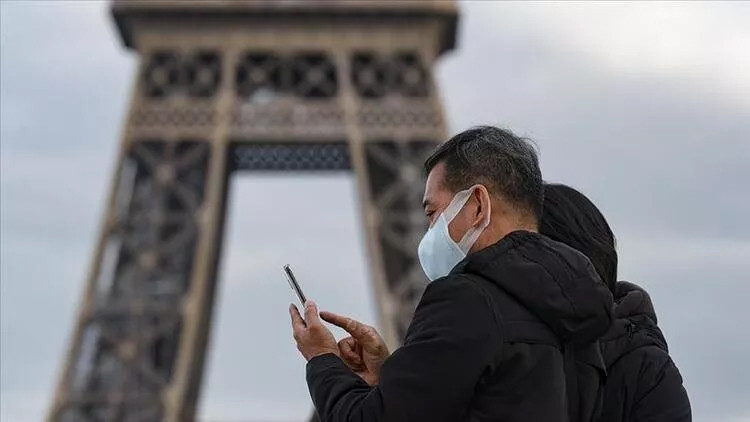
[49,2,457,421]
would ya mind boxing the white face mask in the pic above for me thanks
[417,187,491,281]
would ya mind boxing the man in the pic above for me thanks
[290,126,614,422]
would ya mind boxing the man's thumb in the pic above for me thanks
[304,300,321,326]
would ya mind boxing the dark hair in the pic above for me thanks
[424,126,544,220]
[540,183,618,292]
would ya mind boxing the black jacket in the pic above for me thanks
[306,231,614,422]
[598,281,691,422]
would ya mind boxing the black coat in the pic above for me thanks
[306,231,614,422]
[598,281,691,422]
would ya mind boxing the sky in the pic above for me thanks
[1,1,749,421]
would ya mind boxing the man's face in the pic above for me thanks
[422,162,476,242]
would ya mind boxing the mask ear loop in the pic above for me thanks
[456,186,491,253]
[442,188,475,223]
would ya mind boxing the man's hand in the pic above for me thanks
[320,311,390,385]
[290,301,340,361]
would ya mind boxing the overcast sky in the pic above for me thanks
[1,2,749,422]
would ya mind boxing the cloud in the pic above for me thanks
[459,2,750,109]
[614,233,750,421]
[0,1,134,156]
[438,2,750,241]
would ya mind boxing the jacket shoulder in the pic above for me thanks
[604,345,690,422]
[453,273,561,347]
[406,275,500,344]
[617,344,680,395]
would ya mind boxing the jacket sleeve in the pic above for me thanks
[633,354,692,422]
[306,276,499,422]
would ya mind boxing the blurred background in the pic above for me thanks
[1,1,749,421]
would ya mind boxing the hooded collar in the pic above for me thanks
[452,230,614,344]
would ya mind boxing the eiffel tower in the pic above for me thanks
[47,1,458,420]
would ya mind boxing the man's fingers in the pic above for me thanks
[320,311,370,340]
[340,338,355,355]
[338,337,363,367]
[304,300,322,327]
[289,304,306,334]
[320,311,349,328]
[340,337,360,358]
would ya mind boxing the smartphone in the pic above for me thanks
[283,264,307,305]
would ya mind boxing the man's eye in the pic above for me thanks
[425,211,434,218]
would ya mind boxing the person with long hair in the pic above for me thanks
[540,183,691,422]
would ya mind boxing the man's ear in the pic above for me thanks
[472,185,492,227]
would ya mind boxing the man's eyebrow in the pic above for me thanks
[422,199,430,209]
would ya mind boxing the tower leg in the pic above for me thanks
[48,139,226,422]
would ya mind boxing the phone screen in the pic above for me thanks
[283,264,307,305]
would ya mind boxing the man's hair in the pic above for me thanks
[424,126,544,220]
[540,183,618,292]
